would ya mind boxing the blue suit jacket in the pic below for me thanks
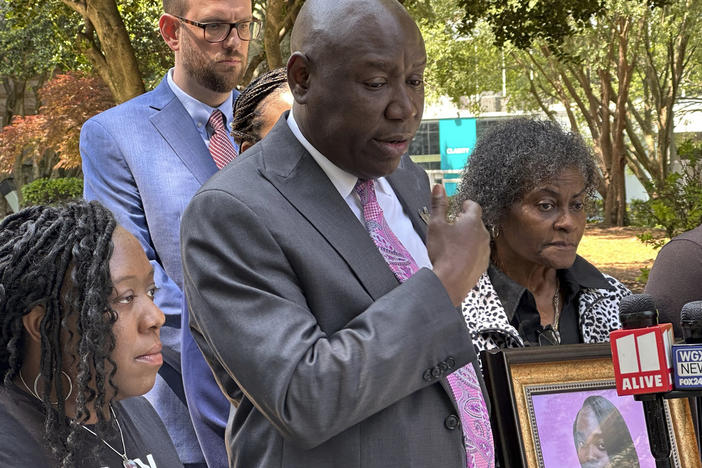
[81,76,232,467]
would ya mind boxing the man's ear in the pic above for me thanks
[159,14,181,52]
[240,140,254,154]
[287,52,311,104]
[21,305,45,344]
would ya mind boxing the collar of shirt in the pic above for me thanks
[286,110,432,270]
[166,68,236,144]
[488,255,613,322]
[286,109,395,199]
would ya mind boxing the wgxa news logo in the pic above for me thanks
[672,345,702,389]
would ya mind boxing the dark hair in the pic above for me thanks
[573,396,639,467]
[454,118,599,229]
[231,67,288,145]
[0,200,119,467]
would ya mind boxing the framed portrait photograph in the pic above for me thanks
[481,343,701,468]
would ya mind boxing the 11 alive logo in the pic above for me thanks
[672,344,702,389]
[610,324,674,396]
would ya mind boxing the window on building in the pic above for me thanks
[476,118,508,139]
[409,120,439,156]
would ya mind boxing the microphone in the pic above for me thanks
[672,301,702,389]
[610,294,674,395]
[619,293,658,328]
[681,301,702,343]
[610,294,674,467]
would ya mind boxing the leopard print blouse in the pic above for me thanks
[460,272,631,355]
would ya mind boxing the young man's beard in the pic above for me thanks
[181,35,242,93]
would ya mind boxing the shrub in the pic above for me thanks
[633,139,702,282]
[21,177,83,206]
[628,199,656,228]
[635,139,702,241]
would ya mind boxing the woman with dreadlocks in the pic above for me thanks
[0,200,182,468]
[231,67,292,154]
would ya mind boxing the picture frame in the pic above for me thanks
[481,343,701,468]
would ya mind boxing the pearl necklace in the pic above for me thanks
[79,406,138,468]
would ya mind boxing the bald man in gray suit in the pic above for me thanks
[181,1,493,467]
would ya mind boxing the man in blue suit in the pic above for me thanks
[80,0,256,466]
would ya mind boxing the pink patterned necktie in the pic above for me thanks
[207,109,236,169]
[353,179,494,468]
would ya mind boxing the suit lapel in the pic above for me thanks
[259,120,400,301]
[261,118,462,409]
[148,79,218,185]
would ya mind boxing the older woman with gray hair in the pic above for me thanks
[456,119,630,352]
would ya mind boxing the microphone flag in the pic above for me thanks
[672,344,702,389]
[610,324,674,396]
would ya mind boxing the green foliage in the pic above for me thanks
[456,0,604,49]
[0,0,83,78]
[118,0,172,89]
[21,177,83,206]
[635,139,702,248]
[637,266,650,284]
[2,0,170,90]
[456,0,673,49]
[408,0,508,108]
[627,199,655,227]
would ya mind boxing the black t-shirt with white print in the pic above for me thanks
[0,383,183,468]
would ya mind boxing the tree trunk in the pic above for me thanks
[611,17,635,226]
[2,77,27,126]
[12,147,25,207]
[262,0,304,70]
[599,67,618,226]
[264,0,286,69]
[60,0,145,103]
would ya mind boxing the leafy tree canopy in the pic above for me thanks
[456,0,671,48]
[0,0,82,79]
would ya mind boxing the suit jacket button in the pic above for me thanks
[431,366,442,378]
[423,369,433,382]
[446,356,456,369]
[445,414,460,430]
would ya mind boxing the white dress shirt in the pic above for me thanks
[287,110,432,270]
[167,68,236,148]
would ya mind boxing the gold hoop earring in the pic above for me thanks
[490,225,500,239]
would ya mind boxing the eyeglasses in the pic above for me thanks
[174,15,261,42]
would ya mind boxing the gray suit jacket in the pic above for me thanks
[181,114,486,468]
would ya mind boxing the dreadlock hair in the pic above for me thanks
[0,200,119,468]
[231,67,289,146]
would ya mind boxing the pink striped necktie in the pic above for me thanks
[207,109,236,169]
[353,179,494,468]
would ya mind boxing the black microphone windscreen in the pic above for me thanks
[680,300,702,343]
[619,293,658,329]
[681,301,702,323]
[619,293,656,315]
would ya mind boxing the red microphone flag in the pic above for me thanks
[610,324,674,396]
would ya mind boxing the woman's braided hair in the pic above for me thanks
[231,67,288,145]
[0,200,119,467]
